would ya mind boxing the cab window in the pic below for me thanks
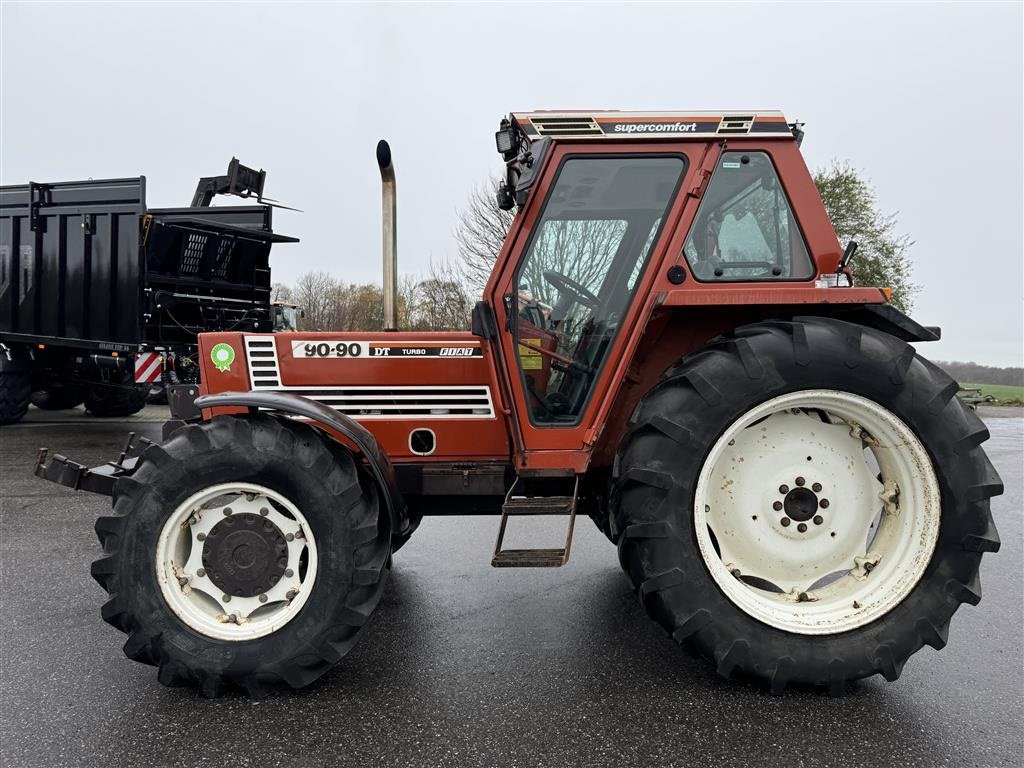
[513,155,685,425]
[683,152,813,281]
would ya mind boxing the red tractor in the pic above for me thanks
[38,111,1002,697]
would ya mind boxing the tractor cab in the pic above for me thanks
[271,301,303,332]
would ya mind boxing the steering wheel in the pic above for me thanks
[542,270,599,309]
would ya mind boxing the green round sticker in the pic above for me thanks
[210,343,236,372]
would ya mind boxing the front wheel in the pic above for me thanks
[612,318,1002,693]
[92,415,391,696]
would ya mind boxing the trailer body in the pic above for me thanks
[0,165,295,422]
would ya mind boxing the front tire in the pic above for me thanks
[612,318,1002,693]
[92,415,391,696]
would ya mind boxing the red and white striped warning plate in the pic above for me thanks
[134,352,164,384]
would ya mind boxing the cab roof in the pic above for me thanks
[511,110,795,141]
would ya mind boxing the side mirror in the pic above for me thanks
[471,301,498,339]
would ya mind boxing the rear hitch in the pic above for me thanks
[34,431,152,496]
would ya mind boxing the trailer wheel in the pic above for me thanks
[31,384,86,411]
[146,384,168,405]
[92,415,391,697]
[83,380,149,417]
[0,356,31,425]
[612,318,1001,693]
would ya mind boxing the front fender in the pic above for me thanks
[194,391,410,539]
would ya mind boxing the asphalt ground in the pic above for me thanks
[1,405,1021,768]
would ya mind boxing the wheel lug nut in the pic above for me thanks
[781,518,791,527]
[285,568,294,578]
[813,515,823,525]
[797,523,807,533]
[223,507,233,516]
[795,477,805,487]
[779,484,789,494]
[197,568,206,577]
[812,483,822,493]
[773,501,783,511]
[197,533,206,542]
[820,499,830,508]
[260,507,269,516]
[222,595,231,603]
[259,594,268,603]
[286,533,295,542]
[177,576,188,586]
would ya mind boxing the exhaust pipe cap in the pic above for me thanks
[376,140,392,171]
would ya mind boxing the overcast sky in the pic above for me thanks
[2,2,1021,365]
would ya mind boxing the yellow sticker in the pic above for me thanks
[519,338,542,370]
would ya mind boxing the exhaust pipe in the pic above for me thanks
[376,139,398,330]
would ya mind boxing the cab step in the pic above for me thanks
[501,496,574,515]
[491,479,578,568]
[491,548,569,568]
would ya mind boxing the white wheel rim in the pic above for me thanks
[694,389,940,635]
[155,482,318,641]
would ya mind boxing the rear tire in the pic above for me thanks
[84,379,149,417]
[31,384,86,411]
[0,357,31,425]
[612,318,1002,693]
[91,415,392,697]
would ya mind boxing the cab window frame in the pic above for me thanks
[683,150,816,283]
[511,151,688,428]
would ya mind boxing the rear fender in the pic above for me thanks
[194,391,410,539]
[800,303,940,342]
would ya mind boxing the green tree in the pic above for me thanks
[813,162,917,311]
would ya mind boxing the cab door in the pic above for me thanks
[487,143,697,471]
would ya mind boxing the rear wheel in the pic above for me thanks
[92,415,391,696]
[612,318,1002,692]
[84,377,149,417]
[0,356,31,425]
[31,383,86,411]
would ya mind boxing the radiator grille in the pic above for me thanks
[243,337,494,419]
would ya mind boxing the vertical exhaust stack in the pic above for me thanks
[376,139,398,330]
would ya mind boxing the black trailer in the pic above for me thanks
[0,160,296,424]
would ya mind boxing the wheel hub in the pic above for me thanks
[202,514,288,598]
[783,486,819,522]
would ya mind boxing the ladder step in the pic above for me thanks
[491,548,568,568]
[502,496,574,515]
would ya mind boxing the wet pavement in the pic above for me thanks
[1,408,1021,768]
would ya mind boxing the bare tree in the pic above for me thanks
[292,271,337,330]
[410,259,472,330]
[270,282,293,302]
[453,177,515,294]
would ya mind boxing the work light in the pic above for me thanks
[495,119,518,159]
